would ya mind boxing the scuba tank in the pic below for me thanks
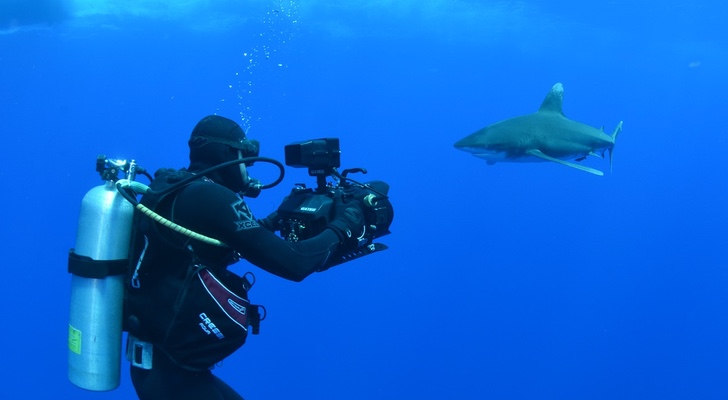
[67,156,140,391]
[67,154,283,391]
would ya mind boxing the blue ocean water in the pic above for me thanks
[1,0,726,399]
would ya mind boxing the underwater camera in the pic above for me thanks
[274,138,394,265]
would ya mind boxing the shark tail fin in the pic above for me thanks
[608,121,624,173]
[611,121,623,142]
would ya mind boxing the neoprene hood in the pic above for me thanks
[187,115,259,192]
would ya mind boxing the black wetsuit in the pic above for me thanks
[126,169,343,400]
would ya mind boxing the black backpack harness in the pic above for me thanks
[124,169,265,372]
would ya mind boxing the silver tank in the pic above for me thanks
[68,181,134,391]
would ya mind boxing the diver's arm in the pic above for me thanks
[180,182,341,281]
[233,225,341,282]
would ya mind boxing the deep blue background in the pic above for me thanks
[1,1,726,399]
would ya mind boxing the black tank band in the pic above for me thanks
[67,249,128,278]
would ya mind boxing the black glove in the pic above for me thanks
[327,196,365,249]
[257,194,292,232]
[257,210,280,232]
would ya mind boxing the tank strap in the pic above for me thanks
[67,249,128,278]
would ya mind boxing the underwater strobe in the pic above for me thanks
[67,156,142,391]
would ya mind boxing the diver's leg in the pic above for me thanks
[210,374,245,400]
[130,350,244,400]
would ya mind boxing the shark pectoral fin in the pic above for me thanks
[588,151,604,158]
[526,149,604,176]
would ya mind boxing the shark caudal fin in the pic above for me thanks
[608,121,624,172]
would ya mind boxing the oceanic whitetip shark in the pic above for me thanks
[453,83,623,176]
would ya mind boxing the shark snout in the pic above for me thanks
[453,135,481,152]
[453,135,509,163]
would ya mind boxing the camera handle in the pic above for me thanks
[341,168,367,179]
[308,166,368,191]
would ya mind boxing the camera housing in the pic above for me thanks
[274,138,393,266]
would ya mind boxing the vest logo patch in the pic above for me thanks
[232,199,259,231]
[228,299,247,315]
[199,313,224,339]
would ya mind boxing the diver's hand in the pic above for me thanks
[259,194,292,232]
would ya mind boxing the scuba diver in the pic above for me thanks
[123,115,366,399]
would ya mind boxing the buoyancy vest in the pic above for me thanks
[124,168,263,371]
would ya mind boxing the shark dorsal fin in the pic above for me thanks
[538,83,565,116]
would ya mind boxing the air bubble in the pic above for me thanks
[223,0,300,134]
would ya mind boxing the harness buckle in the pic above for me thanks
[242,271,256,292]
[126,334,154,370]
[248,304,266,335]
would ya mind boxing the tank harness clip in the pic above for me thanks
[248,304,266,335]
[126,334,154,370]
[130,236,150,289]
[241,271,255,291]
